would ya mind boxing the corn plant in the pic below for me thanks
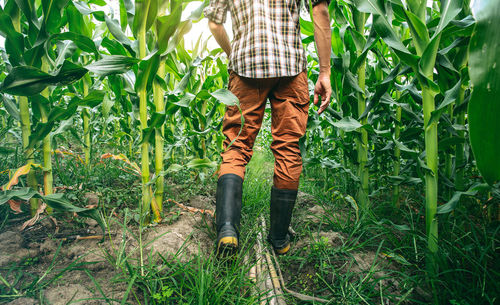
[0,0,138,213]
[468,0,500,187]
[352,0,468,276]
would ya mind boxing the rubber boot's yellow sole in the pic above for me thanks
[274,243,290,255]
[217,236,238,256]
[218,236,238,248]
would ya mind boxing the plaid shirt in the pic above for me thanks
[204,0,328,78]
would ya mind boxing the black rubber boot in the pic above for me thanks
[215,174,243,255]
[268,186,298,255]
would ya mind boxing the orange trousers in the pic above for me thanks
[218,71,310,190]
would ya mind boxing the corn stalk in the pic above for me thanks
[352,8,370,210]
[392,92,402,208]
[137,22,152,223]
[153,61,165,213]
[40,59,53,197]
[12,9,39,215]
[19,95,39,215]
[82,76,91,166]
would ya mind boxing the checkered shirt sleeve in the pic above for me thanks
[203,0,228,24]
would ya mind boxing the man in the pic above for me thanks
[204,0,332,255]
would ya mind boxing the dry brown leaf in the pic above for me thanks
[21,203,47,230]
[167,199,214,217]
[8,200,23,214]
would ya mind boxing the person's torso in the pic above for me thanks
[227,0,307,78]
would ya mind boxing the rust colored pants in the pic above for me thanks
[218,71,310,190]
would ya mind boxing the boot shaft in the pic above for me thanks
[269,186,298,249]
[215,174,243,235]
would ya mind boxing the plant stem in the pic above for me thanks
[19,96,39,215]
[353,9,369,210]
[128,116,133,158]
[138,26,151,225]
[445,103,454,197]
[422,86,438,270]
[13,6,39,214]
[455,86,467,192]
[392,103,402,209]
[153,60,166,218]
[82,77,91,167]
[40,58,53,197]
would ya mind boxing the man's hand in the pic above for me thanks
[312,1,332,115]
[314,72,332,114]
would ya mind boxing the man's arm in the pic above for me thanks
[312,1,332,115]
[208,21,232,57]
[204,0,231,57]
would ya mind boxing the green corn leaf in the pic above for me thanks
[0,146,16,154]
[139,111,166,144]
[78,90,106,108]
[332,117,363,132]
[300,18,314,36]
[188,0,208,21]
[164,20,192,55]
[434,0,463,39]
[359,64,406,119]
[14,0,39,28]
[104,16,136,56]
[0,60,87,95]
[186,158,217,170]
[173,69,193,95]
[52,41,78,67]
[135,53,160,91]
[437,183,490,214]
[101,37,129,56]
[50,60,89,86]
[331,27,343,56]
[148,111,166,128]
[46,32,99,59]
[438,136,466,152]
[404,9,429,55]
[353,0,419,66]
[28,90,104,148]
[0,12,25,66]
[0,66,53,96]
[41,0,71,34]
[1,94,20,121]
[468,0,500,185]
[155,2,182,53]
[428,80,461,126]
[133,0,158,37]
[85,55,140,77]
[0,187,105,233]
[175,93,196,107]
[66,2,91,38]
[210,88,239,106]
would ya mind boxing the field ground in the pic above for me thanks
[0,134,498,304]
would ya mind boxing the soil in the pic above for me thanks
[0,196,214,305]
[279,192,406,302]
[2,188,404,304]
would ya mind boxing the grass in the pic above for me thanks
[1,118,499,304]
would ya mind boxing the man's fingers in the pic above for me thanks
[319,97,329,114]
[326,90,332,105]
[313,93,319,105]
